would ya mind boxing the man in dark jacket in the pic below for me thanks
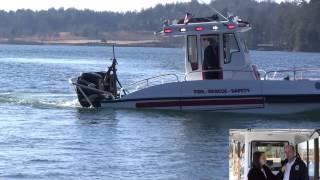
[277,145,308,180]
[203,38,221,79]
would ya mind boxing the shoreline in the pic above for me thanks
[0,40,318,53]
[0,40,180,48]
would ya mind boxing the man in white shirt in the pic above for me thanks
[278,145,308,180]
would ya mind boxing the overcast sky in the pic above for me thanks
[0,0,291,12]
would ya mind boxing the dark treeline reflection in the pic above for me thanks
[0,0,319,51]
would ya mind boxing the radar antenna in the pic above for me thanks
[198,0,229,21]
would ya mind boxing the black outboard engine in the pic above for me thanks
[76,71,108,107]
[73,46,123,108]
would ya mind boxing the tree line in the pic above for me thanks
[0,0,319,51]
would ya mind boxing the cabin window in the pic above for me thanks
[318,140,320,178]
[229,140,245,180]
[239,33,249,53]
[187,35,198,71]
[200,35,222,79]
[251,141,288,170]
[223,33,240,64]
[298,141,308,164]
[307,140,315,178]
[319,140,320,178]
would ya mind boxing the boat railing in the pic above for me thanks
[120,68,320,95]
[184,69,259,80]
[185,68,320,81]
[264,68,320,80]
[119,68,320,96]
[121,73,180,94]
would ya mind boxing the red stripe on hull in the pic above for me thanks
[136,98,264,108]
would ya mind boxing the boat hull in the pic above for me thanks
[99,80,320,114]
[101,97,320,114]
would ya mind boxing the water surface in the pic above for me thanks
[0,45,320,179]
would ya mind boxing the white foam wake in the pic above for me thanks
[0,92,80,109]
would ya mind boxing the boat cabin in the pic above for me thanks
[229,129,320,180]
[161,16,259,81]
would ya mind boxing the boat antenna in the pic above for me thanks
[109,44,126,95]
[198,0,229,21]
[112,44,116,61]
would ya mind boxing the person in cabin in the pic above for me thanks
[203,38,221,79]
[248,151,278,180]
[277,145,308,180]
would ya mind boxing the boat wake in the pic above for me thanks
[0,92,80,109]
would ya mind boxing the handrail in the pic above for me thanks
[184,68,320,81]
[263,68,320,80]
[118,68,320,95]
[184,69,258,80]
[122,73,180,93]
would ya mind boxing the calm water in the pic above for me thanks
[0,44,320,180]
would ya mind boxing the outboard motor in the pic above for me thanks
[72,46,123,108]
[76,71,108,107]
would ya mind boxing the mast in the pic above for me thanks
[197,0,229,21]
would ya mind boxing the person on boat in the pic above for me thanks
[248,151,278,180]
[277,145,308,180]
[203,38,221,79]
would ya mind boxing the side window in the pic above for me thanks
[239,33,249,53]
[187,35,198,71]
[223,33,240,64]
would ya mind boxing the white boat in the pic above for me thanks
[229,129,320,180]
[70,14,320,114]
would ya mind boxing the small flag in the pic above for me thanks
[184,13,193,24]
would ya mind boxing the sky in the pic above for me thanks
[0,0,290,12]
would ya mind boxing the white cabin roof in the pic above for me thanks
[160,20,251,37]
[230,129,320,144]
